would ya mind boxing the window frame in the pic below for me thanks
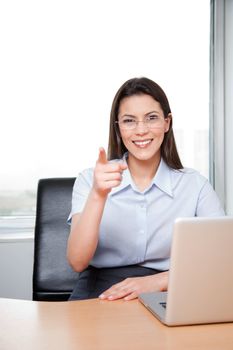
[209,0,233,214]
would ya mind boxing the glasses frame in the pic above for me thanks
[115,115,169,131]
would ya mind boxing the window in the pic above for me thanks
[0,0,210,217]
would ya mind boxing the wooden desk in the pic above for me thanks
[1,297,233,350]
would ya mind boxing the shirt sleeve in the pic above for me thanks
[67,168,93,223]
[196,180,225,216]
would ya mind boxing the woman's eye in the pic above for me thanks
[148,115,159,121]
[122,118,135,124]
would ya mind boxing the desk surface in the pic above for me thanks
[1,297,233,350]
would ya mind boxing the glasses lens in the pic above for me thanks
[146,116,164,128]
[117,117,165,130]
[119,120,136,130]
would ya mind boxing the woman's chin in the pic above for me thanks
[128,149,161,162]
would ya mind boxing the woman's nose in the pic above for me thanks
[135,120,149,133]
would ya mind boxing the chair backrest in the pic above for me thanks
[33,177,79,301]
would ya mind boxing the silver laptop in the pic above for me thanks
[139,217,233,326]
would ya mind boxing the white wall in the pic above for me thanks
[0,236,33,300]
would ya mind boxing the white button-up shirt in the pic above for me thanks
[69,156,225,271]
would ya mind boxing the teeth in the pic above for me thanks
[134,140,152,146]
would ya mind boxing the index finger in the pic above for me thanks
[97,147,108,164]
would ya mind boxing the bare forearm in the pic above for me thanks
[67,190,107,272]
[99,271,169,301]
[67,148,127,272]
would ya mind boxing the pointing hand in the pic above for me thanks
[93,147,127,198]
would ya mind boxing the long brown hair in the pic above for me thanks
[107,77,183,169]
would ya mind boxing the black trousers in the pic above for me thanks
[69,265,161,301]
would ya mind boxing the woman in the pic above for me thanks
[67,77,224,301]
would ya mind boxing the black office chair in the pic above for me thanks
[33,177,79,301]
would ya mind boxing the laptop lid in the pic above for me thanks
[139,217,233,326]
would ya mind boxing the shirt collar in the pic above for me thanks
[152,158,173,197]
[110,153,174,197]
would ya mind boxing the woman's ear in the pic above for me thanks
[165,113,172,132]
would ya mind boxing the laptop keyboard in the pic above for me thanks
[160,302,167,309]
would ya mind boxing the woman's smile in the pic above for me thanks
[132,138,153,148]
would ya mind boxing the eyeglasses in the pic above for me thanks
[115,115,167,130]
